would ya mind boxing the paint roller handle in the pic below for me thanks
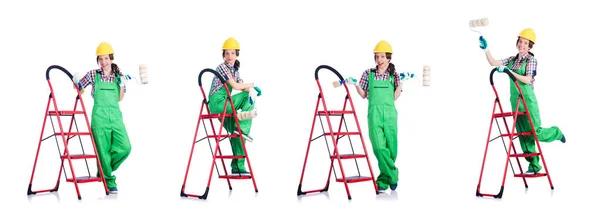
[315,64,344,81]
[198,68,226,86]
[489,66,516,85]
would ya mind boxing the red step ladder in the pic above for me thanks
[27,65,109,200]
[180,68,258,200]
[476,68,554,199]
[297,65,378,200]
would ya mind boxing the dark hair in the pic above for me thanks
[374,52,396,76]
[96,54,124,76]
[516,37,535,56]
[222,50,241,70]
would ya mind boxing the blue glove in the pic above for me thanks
[253,86,262,96]
[479,36,488,50]
[399,72,414,81]
[345,77,358,85]
[496,66,510,73]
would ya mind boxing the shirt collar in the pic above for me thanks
[517,52,530,61]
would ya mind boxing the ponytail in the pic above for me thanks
[234,59,241,70]
[111,63,124,77]
[388,62,396,77]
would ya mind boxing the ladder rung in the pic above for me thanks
[493,112,527,118]
[47,110,85,116]
[204,135,230,139]
[55,132,91,136]
[500,132,533,137]
[331,154,367,159]
[219,175,252,179]
[336,176,373,183]
[317,110,354,116]
[199,113,233,119]
[61,154,97,159]
[509,153,540,158]
[323,132,361,136]
[66,176,103,183]
[514,173,547,178]
[214,155,246,159]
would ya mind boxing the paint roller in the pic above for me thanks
[422,65,431,86]
[469,18,489,35]
[397,64,431,86]
[470,18,489,49]
[122,64,150,85]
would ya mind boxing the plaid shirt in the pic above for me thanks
[78,69,126,98]
[502,53,537,85]
[209,62,243,96]
[358,68,401,98]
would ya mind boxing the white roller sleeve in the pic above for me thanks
[139,64,149,84]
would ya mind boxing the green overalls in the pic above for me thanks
[367,71,399,189]
[508,58,563,173]
[208,74,254,173]
[91,72,132,189]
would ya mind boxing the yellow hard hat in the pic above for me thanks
[222,37,240,50]
[519,28,536,44]
[374,40,392,53]
[96,42,114,56]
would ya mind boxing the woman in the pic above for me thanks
[352,40,402,191]
[77,42,132,194]
[208,37,259,174]
[479,28,566,174]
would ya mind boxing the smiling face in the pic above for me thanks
[517,37,533,56]
[374,52,390,70]
[97,54,112,72]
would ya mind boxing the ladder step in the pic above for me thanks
[219,175,252,179]
[199,113,233,119]
[514,173,547,178]
[204,134,230,139]
[500,132,533,137]
[509,153,540,158]
[214,155,246,159]
[55,132,91,136]
[317,110,354,116]
[66,176,103,183]
[47,110,86,116]
[336,176,373,183]
[61,154,97,159]
[493,112,527,118]
[323,132,361,136]
[331,154,367,159]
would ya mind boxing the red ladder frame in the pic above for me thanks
[297,65,378,200]
[180,68,258,200]
[27,65,109,200]
[476,67,554,199]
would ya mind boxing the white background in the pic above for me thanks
[1,0,598,213]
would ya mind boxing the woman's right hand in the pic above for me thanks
[479,36,488,50]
